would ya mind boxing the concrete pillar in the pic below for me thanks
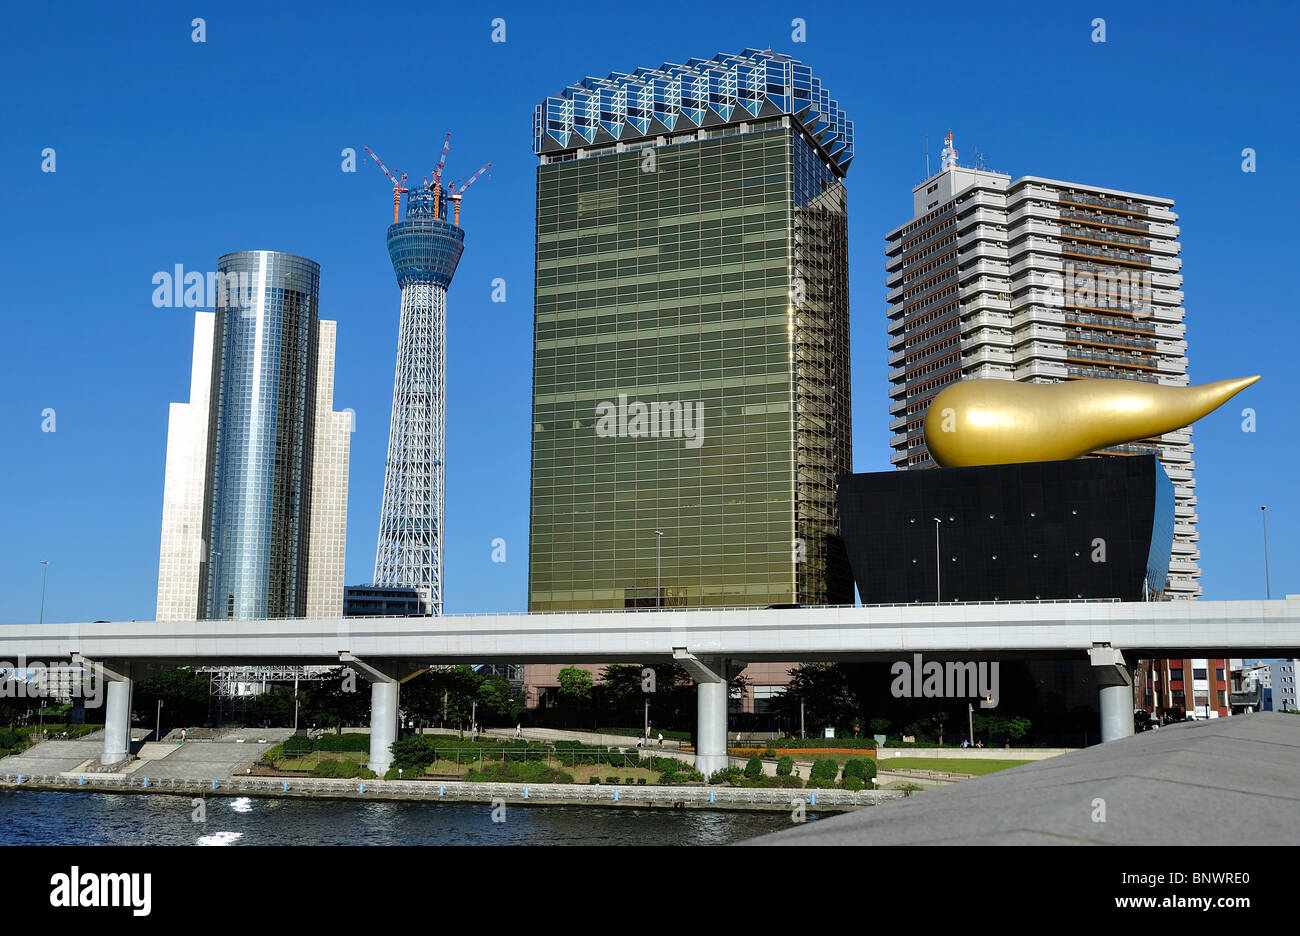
[1098,683,1135,743]
[674,650,732,777]
[368,679,399,776]
[101,672,133,766]
[695,676,729,777]
[1089,645,1135,743]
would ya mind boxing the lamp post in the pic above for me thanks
[968,702,974,747]
[1261,506,1271,600]
[932,518,942,603]
[38,560,50,626]
[653,530,664,608]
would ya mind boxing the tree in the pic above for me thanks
[133,667,211,731]
[301,667,370,732]
[774,663,858,734]
[556,667,594,709]
[477,674,524,724]
[424,665,483,734]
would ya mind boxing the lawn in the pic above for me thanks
[876,757,1031,776]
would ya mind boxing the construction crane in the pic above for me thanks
[447,162,491,226]
[364,146,409,223]
[430,132,452,217]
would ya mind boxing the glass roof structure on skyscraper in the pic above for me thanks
[533,48,853,175]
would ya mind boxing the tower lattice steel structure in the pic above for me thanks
[373,183,465,612]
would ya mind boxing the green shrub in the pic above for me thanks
[310,758,364,779]
[465,761,572,784]
[390,736,437,771]
[283,735,313,756]
[708,766,745,786]
[314,732,371,752]
[809,758,840,783]
[589,777,600,784]
[844,758,877,781]
[605,775,620,784]
[658,763,704,785]
[357,767,377,780]
[637,778,647,785]
[843,776,864,792]
[744,757,764,781]
[776,755,794,777]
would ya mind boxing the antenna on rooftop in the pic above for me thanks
[941,130,958,171]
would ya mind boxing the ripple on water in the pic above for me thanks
[196,830,243,846]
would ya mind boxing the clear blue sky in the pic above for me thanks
[1,0,1295,624]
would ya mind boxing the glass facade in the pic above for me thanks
[200,251,321,619]
[528,122,851,611]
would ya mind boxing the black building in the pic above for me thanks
[837,455,1174,604]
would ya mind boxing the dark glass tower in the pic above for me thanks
[528,50,854,611]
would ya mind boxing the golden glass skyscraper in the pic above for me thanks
[528,50,854,613]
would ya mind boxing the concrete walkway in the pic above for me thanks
[0,727,293,779]
[751,712,1300,845]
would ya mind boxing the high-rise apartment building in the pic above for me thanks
[529,49,854,615]
[155,250,351,621]
[884,135,1199,597]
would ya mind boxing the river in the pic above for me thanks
[0,790,800,845]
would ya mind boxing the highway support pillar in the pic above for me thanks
[1090,645,1135,743]
[74,656,132,766]
[674,649,741,777]
[340,655,426,777]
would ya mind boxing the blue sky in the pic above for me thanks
[0,0,1295,624]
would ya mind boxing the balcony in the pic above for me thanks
[1149,255,1181,272]
[963,294,1012,315]
[963,347,1014,367]
[1016,360,1068,379]
[1008,202,1060,225]
[1013,324,1066,344]
[1012,307,1066,328]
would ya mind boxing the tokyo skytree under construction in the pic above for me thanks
[365,138,490,614]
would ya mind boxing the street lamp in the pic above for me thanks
[1261,506,1272,600]
[932,519,942,603]
[38,560,50,626]
[653,530,664,609]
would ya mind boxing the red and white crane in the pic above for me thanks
[364,146,409,223]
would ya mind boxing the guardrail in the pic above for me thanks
[0,773,902,811]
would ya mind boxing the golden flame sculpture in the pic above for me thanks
[922,376,1260,467]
